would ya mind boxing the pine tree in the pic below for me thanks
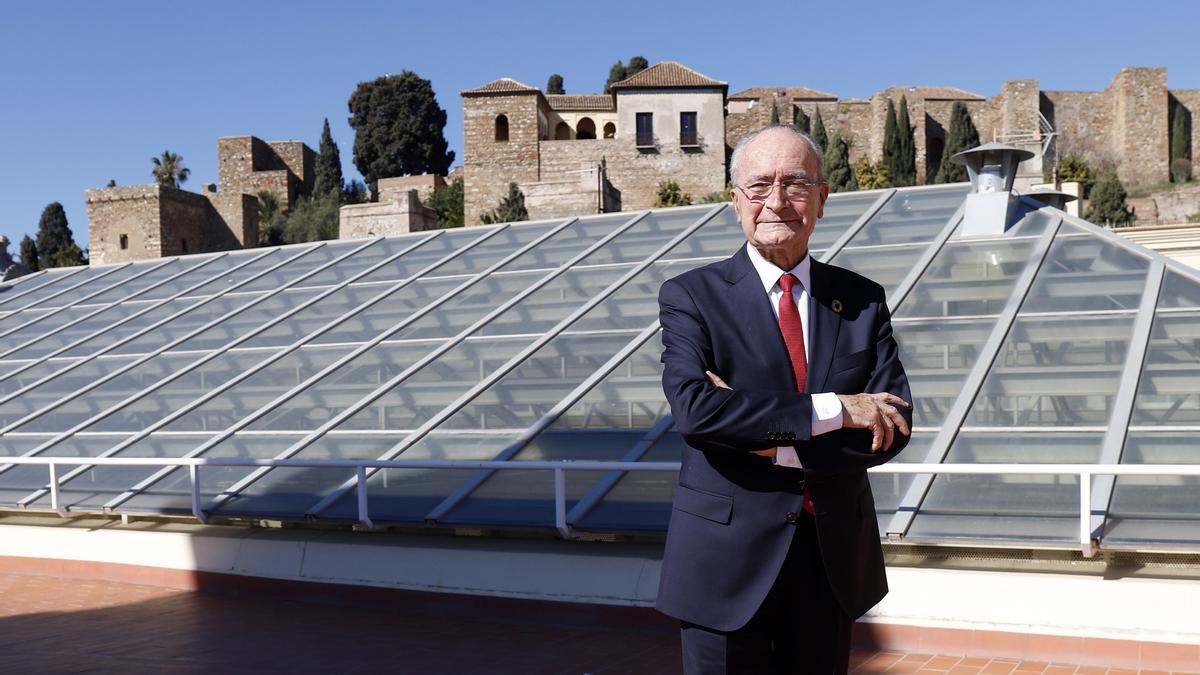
[19,236,38,272]
[35,202,83,269]
[1057,154,1095,197]
[314,118,345,198]
[1085,170,1135,227]
[546,74,564,95]
[812,108,828,153]
[654,180,692,207]
[935,102,981,184]
[426,177,465,227]
[882,99,901,188]
[793,105,810,134]
[479,183,529,224]
[348,71,455,193]
[824,136,858,193]
[626,56,648,78]
[896,96,916,186]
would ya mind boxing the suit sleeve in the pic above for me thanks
[659,277,814,454]
[791,295,914,474]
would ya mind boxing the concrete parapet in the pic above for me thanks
[339,189,439,239]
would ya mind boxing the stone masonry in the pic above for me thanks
[88,135,311,265]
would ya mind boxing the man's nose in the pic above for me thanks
[763,181,791,213]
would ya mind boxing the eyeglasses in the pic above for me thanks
[737,178,823,202]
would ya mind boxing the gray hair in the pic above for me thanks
[729,124,825,187]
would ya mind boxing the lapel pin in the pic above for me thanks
[832,299,843,313]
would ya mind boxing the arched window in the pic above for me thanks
[554,121,571,140]
[603,122,616,139]
[119,234,129,250]
[576,117,596,140]
[494,114,509,142]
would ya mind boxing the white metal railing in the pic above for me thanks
[5,456,1200,556]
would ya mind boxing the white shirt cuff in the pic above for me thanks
[772,393,843,469]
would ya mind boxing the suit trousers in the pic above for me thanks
[679,511,853,675]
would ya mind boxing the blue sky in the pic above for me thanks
[1,1,1196,258]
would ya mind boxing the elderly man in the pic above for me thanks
[656,125,912,674]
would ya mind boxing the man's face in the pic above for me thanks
[731,130,829,262]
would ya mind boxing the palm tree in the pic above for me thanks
[151,150,190,189]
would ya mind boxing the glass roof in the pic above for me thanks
[3,182,1199,552]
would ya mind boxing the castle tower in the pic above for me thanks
[461,79,544,225]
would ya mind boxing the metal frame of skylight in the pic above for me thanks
[193,209,659,514]
[301,205,724,518]
[885,217,1062,537]
[0,266,88,312]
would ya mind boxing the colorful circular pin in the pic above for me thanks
[832,299,843,313]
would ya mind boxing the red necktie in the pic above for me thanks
[777,273,815,514]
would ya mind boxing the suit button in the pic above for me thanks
[785,511,799,524]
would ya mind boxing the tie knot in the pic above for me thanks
[778,273,798,293]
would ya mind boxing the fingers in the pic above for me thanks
[869,392,909,408]
[879,402,910,438]
[705,370,731,390]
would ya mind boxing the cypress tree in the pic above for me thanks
[825,136,858,193]
[36,202,83,269]
[793,105,810,134]
[882,99,901,187]
[896,96,916,186]
[812,108,828,154]
[769,101,780,125]
[935,102,980,184]
[626,56,649,77]
[348,71,455,193]
[604,61,626,94]
[546,74,564,95]
[1171,108,1188,162]
[1085,170,1136,227]
[0,236,13,271]
[19,236,38,272]
[314,118,344,198]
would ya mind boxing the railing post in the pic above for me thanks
[357,466,375,530]
[190,464,207,524]
[1080,470,1096,558]
[554,467,571,539]
[48,462,68,518]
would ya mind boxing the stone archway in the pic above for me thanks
[576,117,596,140]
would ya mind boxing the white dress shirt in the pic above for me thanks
[744,243,844,467]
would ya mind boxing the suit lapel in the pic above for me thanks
[806,259,843,392]
[724,248,795,388]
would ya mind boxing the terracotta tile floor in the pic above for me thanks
[0,573,1195,674]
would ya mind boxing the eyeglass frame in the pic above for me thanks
[735,177,825,202]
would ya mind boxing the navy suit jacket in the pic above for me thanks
[655,246,912,631]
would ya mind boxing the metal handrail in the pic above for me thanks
[7,455,1200,556]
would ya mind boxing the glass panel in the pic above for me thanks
[828,244,926,296]
[106,293,271,356]
[894,238,1035,318]
[158,248,293,300]
[0,436,135,508]
[1,302,147,361]
[431,220,565,276]
[309,276,465,346]
[1004,208,1056,238]
[546,340,666,430]
[349,229,492,286]
[0,268,96,311]
[0,356,141,428]
[1105,432,1200,547]
[236,241,364,293]
[839,186,967,247]
[112,435,305,515]
[1156,270,1200,309]
[168,289,327,353]
[290,235,434,288]
[315,435,516,522]
[1130,312,1200,425]
[86,255,224,305]
[577,208,706,266]
[576,431,683,531]
[249,338,514,432]
[86,346,353,433]
[895,320,992,427]
[442,431,634,526]
[0,359,86,399]
[23,435,212,511]
[1020,233,1149,313]
[966,315,1134,426]
[906,431,1102,542]
[0,270,80,311]
[868,432,936,530]
[31,263,154,310]
[239,285,413,350]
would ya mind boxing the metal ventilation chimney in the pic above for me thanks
[1026,187,1078,211]
[952,142,1036,237]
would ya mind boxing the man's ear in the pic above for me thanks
[817,182,830,220]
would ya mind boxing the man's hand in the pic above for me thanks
[705,370,778,458]
[837,392,911,453]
